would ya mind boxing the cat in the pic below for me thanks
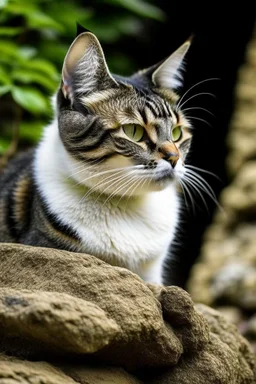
[0,29,193,284]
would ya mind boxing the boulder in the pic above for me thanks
[0,243,255,383]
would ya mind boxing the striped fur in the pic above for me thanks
[0,32,192,284]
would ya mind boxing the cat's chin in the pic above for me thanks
[129,175,177,195]
[148,177,176,192]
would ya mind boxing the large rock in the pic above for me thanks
[0,355,77,384]
[0,288,119,354]
[0,242,207,369]
[0,243,255,383]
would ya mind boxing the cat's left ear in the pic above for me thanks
[151,39,191,90]
[62,32,118,100]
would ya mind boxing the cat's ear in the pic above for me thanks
[76,22,91,36]
[62,32,118,100]
[151,40,191,90]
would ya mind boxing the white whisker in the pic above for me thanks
[182,175,210,213]
[185,164,222,181]
[177,78,220,108]
[178,179,189,211]
[178,92,216,110]
[102,174,139,207]
[182,106,215,117]
[84,171,135,204]
[184,170,223,211]
[72,165,142,186]
[184,116,212,128]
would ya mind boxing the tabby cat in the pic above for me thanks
[0,30,193,284]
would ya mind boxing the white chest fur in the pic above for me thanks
[34,120,180,283]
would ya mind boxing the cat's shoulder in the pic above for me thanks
[0,149,34,186]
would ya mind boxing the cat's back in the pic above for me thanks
[0,150,34,242]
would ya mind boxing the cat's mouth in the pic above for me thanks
[152,169,176,183]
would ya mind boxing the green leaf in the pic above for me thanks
[19,46,37,59]
[20,120,44,143]
[0,41,21,60]
[0,138,10,154]
[11,69,58,92]
[0,65,11,85]
[4,2,37,16]
[23,59,58,78]
[104,0,165,21]
[11,86,49,114]
[0,84,11,96]
[0,0,8,10]
[26,11,64,32]
[0,26,23,36]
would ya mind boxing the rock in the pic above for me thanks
[158,286,209,352]
[0,243,255,383]
[0,243,197,369]
[0,355,76,384]
[215,306,243,326]
[143,305,256,384]
[0,288,119,355]
[61,365,143,384]
[0,355,142,384]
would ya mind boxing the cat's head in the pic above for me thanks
[57,31,192,197]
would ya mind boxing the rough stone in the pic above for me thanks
[0,243,189,369]
[144,305,256,384]
[0,288,119,355]
[0,356,76,384]
[187,22,256,361]
[0,243,255,383]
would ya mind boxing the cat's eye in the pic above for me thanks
[122,124,144,142]
[171,125,183,142]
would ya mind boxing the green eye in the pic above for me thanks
[123,124,144,142]
[171,125,182,142]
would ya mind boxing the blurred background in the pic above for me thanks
[1,0,256,347]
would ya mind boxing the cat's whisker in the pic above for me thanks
[67,158,104,178]
[123,176,149,212]
[115,176,144,209]
[185,169,218,199]
[184,172,216,202]
[93,173,134,207]
[178,92,216,110]
[102,174,140,207]
[177,77,220,108]
[182,175,210,213]
[183,171,223,211]
[79,170,135,205]
[72,165,142,187]
[71,166,126,184]
[182,106,215,117]
[184,115,212,128]
[178,179,189,211]
[185,164,222,181]
[179,178,196,214]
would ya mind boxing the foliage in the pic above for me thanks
[0,0,164,154]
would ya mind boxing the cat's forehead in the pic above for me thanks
[80,80,182,128]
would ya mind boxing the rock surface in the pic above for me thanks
[0,243,255,383]
[188,24,256,353]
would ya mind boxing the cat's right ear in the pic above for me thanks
[62,32,118,101]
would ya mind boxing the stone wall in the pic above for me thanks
[188,24,256,352]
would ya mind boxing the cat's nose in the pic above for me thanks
[165,152,179,168]
[159,142,179,168]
